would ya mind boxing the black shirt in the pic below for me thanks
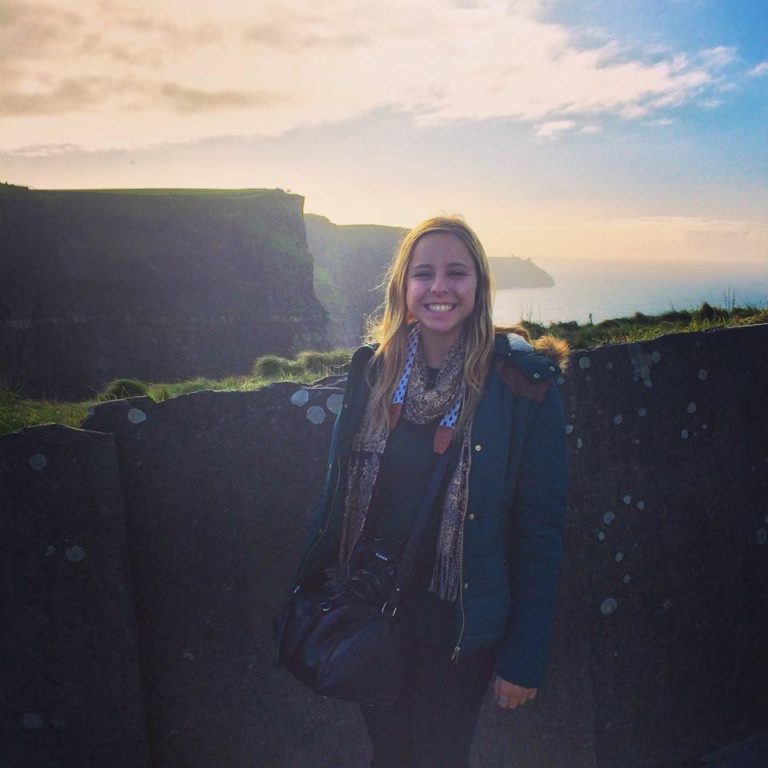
[368,367,458,647]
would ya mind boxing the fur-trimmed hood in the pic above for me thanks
[500,331,571,375]
[532,334,571,373]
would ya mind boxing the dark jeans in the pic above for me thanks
[360,637,497,768]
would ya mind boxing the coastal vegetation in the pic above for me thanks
[0,348,353,435]
[519,302,767,349]
[1,302,765,436]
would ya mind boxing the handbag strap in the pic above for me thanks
[382,448,453,614]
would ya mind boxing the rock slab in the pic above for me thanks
[0,424,149,768]
[82,384,368,768]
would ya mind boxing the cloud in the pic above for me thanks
[514,215,768,263]
[159,84,288,113]
[243,21,367,51]
[0,0,218,68]
[633,216,764,234]
[0,0,753,151]
[0,75,288,117]
[534,120,576,139]
[534,121,604,139]
[4,142,83,157]
[697,46,737,69]
[620,104,650,119]
[1,78,110,116]
[748,62,768,77]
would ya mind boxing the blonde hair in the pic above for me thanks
[364,215,496,436]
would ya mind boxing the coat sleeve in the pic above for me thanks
[495,381,568,688]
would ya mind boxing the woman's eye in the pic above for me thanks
[410,269,469,279]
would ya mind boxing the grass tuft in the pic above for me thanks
[251,349,352,380]
[99,377,149,400]
[252,354,296,379]
[0,385,88,434]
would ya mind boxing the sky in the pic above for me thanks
[1,0,767,264]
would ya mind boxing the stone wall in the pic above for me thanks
[474,322,768,768]
[2,323,767,767]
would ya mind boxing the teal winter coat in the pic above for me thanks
[294,332,569,689]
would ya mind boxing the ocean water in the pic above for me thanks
[493,258,768,326]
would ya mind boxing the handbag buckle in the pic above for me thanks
[380,602,398,617]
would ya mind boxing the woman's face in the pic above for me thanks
[405,232,478,348]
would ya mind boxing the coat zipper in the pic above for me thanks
[451,575,466,662]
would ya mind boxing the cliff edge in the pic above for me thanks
[0,185,327,397]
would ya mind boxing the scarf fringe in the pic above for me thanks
[428,548,461,603]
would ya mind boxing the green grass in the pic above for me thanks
[1,184,292,199]
[2,304,766,435]
[251,348,352,381]
[100,378,150,400]
[0,388,88,435]
[43,188,289,197]
[0,348,354,434]
[520,303,768,349]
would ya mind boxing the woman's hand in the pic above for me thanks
[493,675,537,709]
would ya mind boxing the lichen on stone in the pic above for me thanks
[306,406,326,425]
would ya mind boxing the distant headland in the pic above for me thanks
[488,256,555,289]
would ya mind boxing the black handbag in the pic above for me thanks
[275,451,450,706]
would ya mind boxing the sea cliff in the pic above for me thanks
[0,185,327,397]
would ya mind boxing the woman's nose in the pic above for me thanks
[430,272,449,293]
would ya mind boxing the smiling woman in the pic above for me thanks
[280,215,570,768]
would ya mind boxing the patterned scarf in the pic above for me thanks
[339,325,473,602]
